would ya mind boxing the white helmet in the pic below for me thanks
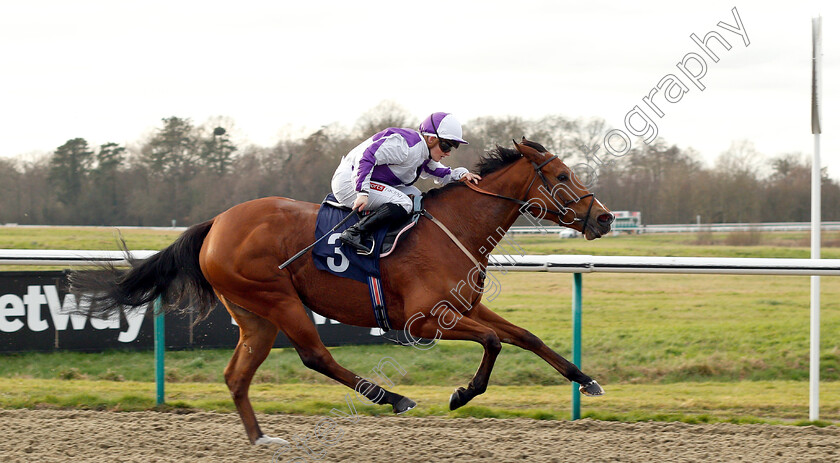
[419,112,469,145]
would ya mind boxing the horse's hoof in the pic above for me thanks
[393,396,416,414]
[579,380,604,397]
[255,434,290,445]
[449,387,468,410]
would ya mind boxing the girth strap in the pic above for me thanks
[367,276,391,331]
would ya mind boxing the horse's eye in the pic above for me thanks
[557,173,569,181]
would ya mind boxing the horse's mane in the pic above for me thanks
[424,139,548,199]
[475,139,547,176]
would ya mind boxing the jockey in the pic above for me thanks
[331,112,482,254]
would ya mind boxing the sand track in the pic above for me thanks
[1,409,838,462]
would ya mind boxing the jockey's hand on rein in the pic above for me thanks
[461,172,482,184]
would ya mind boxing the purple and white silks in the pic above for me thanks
[339,127,460,194]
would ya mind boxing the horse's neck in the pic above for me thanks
[425,161,531,259]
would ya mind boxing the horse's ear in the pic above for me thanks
[513,137,545,162]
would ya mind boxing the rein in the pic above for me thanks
[419,154,599,292]
[422,210,483,271]
[462,154,597,232]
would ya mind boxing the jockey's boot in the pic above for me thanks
[340,203,409,255]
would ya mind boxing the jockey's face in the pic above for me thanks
[428,137,451,162]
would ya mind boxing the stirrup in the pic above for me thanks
[339,231,375,256]
[355,237,375,256]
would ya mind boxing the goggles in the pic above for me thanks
[430,116,460,153]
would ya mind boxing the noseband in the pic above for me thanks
[462,154,598,233]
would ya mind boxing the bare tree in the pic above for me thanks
[354,100,414,137]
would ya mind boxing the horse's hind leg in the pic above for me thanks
[259,295,416,414]
[219,296,286,445]
[467,302,604,396]
[406,308,502,410]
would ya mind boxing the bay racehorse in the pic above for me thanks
[70,138,614,445]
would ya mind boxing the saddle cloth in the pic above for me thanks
[312,194,421,283]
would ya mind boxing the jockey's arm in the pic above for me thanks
[421,162,480,185]
[353,136,410,195]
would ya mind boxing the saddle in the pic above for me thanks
[313,195,424,332]
[323,195,423,257]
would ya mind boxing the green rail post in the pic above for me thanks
[571,272,583,420]
[153,297,165,406]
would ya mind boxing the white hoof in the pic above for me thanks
[255,435,290,445]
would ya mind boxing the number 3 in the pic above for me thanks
[327,233,350,272]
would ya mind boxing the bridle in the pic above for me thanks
[462,154,597,233]
[408,150,597,330]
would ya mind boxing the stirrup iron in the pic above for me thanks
[356,237,375,256]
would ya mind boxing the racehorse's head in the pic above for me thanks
[514,138,614,239]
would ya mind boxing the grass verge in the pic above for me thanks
[0,378,836,426]
[2,228,839,427]
[3,271,837,386]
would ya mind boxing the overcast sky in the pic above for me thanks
[2,0,837,177]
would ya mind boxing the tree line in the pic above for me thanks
[1,103,838,226]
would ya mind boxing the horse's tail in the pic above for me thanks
[69,219,217,321]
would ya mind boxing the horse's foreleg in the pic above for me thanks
[221,298,285,445]
[467,302,604,396]
[406,308,502,410]
[263,297,416,414]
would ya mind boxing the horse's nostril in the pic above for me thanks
[598,213,614,225]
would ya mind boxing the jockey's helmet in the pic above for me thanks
[419,112,469,145]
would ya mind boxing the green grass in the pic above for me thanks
[0,378,836,424]
[1,226,839,424]
[3,271,838,386]
[1,271,837,390]
[0,226,182,251]
[1,225,837,258]
[0,226,183,271]
[511,231,840,258]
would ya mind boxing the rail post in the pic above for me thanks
[571,272,582,420]
[153,297,165,405]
